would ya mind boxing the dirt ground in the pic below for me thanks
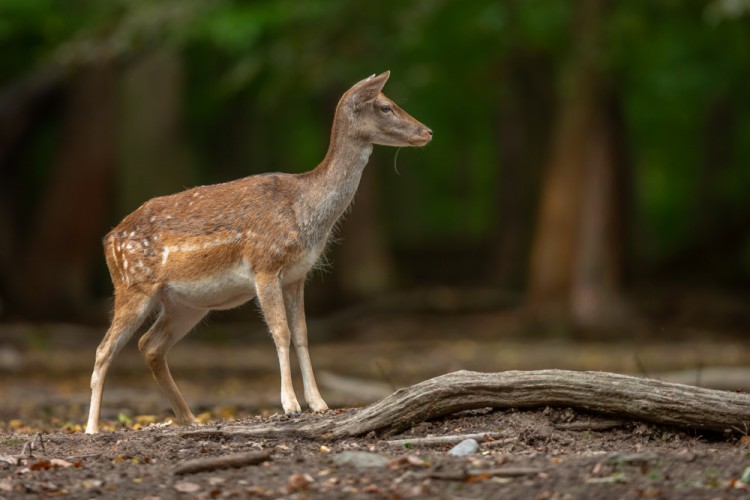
[1,406,749,499]
[1,302,750,499]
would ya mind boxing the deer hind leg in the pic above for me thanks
[256,273,301,413]
[137,302,207,425]
[284,279,328,412]
[86,288,155,434]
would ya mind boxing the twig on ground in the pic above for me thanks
[471,467,545,478]
[181,426,285,439]
[65,453,103,461]
[553,419,627,432]
[480,437,518,448]
[384,432,504,447]
[173,450,271,475]
[19,433,45,458]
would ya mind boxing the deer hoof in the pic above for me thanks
[310,401,329,413]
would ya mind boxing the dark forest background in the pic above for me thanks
[1,0,749,339]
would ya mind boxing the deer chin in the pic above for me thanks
[408,135,432,147]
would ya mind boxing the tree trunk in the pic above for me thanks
[116,49,196,215]
[0,67,67,319]
[527,0,630,329]
[494,51,553,291]
[570,95,631,328]
[17,64,117,319]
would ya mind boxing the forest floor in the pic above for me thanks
[1,298,750,498]
[1,406,749,499]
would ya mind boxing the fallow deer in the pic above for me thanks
[85,71,432,433]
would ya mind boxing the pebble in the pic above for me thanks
[174,481,201,493]
[448,438,480,456]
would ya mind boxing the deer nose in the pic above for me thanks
[425,128,433,137]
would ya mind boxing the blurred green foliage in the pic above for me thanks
[2,0,749,283]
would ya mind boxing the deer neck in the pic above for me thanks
[302,117,373,240]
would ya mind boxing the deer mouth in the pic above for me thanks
[409,132,432,147]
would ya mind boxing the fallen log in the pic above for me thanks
[181,370,750,439]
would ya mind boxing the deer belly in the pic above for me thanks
[166,263,256,310]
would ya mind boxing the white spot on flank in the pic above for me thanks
[123,258,129,270]
[143,239,149,247]
[150,216,157,223]
[110,245,125,283]
[130,231,136,237]
[110,245,118,266]
[186,239,235,253]
[160,238,241,266]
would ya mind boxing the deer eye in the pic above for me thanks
[380,104,392,113]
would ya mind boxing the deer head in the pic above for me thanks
[342,71,433,147]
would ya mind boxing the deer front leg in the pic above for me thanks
[256,274,301,413]
[283,279,328,412]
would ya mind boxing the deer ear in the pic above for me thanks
[348,71,390,105]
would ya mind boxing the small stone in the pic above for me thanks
[333,451,390,468]
[448,438,479,457]
[174,481,201,493]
